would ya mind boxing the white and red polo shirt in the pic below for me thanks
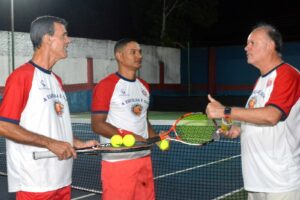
[241,63,300,192]
[0,61,73,192]
[92,72,151,161]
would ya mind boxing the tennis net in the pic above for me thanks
[0,118,247,200]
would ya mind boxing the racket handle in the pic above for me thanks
[33,151,56,160]
[147,136,162,143]
[213,130,221,141]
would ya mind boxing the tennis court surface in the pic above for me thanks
[0,112,247,199]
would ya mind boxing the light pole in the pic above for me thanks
[11,0,15,71]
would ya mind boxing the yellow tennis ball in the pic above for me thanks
[111,134,123,147]
[159,140,170,151]
[123,134,136,147]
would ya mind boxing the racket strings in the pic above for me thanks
[174,114,217,144]
[176,125,216,144]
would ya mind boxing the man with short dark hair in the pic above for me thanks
[0,15,97,200]
[91,38,157,200]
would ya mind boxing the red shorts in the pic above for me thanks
[16,185,71,200]
[101,156,155,200]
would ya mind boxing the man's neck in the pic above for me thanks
[31,49,56,71]
[118,67,137,80]
[259,56,283,75]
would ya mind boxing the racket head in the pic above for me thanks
[172,112,219,145]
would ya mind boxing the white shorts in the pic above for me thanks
[248,190,300,200]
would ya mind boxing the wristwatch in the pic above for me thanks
[224,106,232,118]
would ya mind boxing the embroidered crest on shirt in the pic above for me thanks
[247,97,257,108]
[54,101,64,116]
[132,104,143,116]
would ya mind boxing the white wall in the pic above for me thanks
[0,31,180,85]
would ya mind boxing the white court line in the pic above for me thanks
[154,154,241,180]
[0,172,7,176]
[71,186,102,194]
[71,193,97,200]
[212,187,244,200]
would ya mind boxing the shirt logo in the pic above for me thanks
[247,97,257,108]
[132,104,143,116]
[266,79,273,87]
[54,101,64,116]
[141,89,148,97]
[39,80,50,89]
[119,88,129,96]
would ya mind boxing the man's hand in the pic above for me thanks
[220,125,241,139]
[47,140,77,160]
[133,134,147,142]
[206,94,225,119]
[74,139,99,149]
[151,131,170,151]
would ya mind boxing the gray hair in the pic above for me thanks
[253,23,283,54]
[30,15,68,50]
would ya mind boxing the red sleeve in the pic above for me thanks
[91,74,119,113]
[138,78,150,92]
[0,64,34,124]
[266,65,300,118]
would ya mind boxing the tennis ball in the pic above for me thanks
[123,134,136,147]
[111,134,123,147]
[159,140,170,151]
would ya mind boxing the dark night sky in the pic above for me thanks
[0,0,134,40]
[211,0,300,45]
[1,0,300,47]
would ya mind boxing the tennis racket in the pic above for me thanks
[147,112,221,146]
[33,141,152,160]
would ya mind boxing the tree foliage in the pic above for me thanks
[128,0,219,47]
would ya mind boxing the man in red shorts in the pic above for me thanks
[91,38,158,200]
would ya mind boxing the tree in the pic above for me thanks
[128,0,219,47]
[160,0,187,41]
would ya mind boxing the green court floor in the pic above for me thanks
[71,111,195,120]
